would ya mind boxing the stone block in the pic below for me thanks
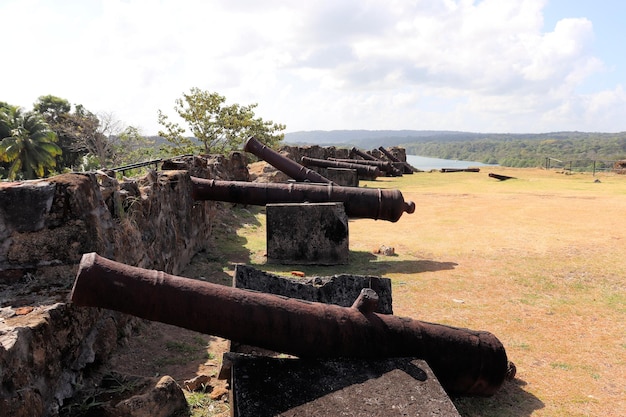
[229,354,461,417]
[315,167,359,186]
[266,202,348,265]
[224,266,460,417]
[234,264,393,314]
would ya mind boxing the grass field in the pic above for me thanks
[229,167,626,417]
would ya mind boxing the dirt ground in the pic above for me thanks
[102,243,243,416]
[102,167,625,417]
[107,321,231,415]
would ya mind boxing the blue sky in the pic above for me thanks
[542,0,625,93]
[1,0,624,135]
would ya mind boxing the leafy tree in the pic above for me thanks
[158,88,285,156]
[109,126,159,167]
[33,95,71,123]
[0,105,62,179]
[157,109,195,156]
[34,96,122,169]
[34,95,86,169]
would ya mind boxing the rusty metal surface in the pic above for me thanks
[378,147,415,174]
[190,177,415,222]
[301,156,382,178]
[329,158,402,176]
[350,147,379,161]
[243,136,333,184]
[71,253,513,396]
[378,146,401,162]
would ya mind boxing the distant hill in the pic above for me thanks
[283,130,483,148]
[283,129,623,148]
[283,130,626,168]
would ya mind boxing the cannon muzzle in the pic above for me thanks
[190,177,415,222]
[70,253,514,396]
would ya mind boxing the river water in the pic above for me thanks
[406,155,498,171]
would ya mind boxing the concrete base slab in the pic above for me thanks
[228,353,461,417]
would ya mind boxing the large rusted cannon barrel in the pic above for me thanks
[301,156,381,179]
[71,253,514,396]
[329,158,402,176]
[190,177,415,222]
[378,146,401,163]
[379,146,415,174]
[350,147,380,161]
[243,136,333,184]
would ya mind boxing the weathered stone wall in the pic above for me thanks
[0,153,247,416]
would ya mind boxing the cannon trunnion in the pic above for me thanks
[71,253,514,397]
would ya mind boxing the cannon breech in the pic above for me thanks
[70,253,514,396]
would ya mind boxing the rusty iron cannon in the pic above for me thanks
[190,177,415,222]
[243,136,333,184]
[329,158,403,176]
[350,147,380,161]
[300,156,382,179]
[378,146,415,174]
[71,253,515,396]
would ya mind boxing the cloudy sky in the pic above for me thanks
[1,0,625,135]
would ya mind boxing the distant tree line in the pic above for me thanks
[402,132,626,168]
[1,88,285,180]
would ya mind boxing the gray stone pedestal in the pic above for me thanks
[228,354,461,417]
[266,202,349,265]
[220,265,461,417]
[233,265,393,313]
[316,167,359,186]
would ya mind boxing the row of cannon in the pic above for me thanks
[298,145,417,179]
[191,136,416,222]
[68,137,514,400]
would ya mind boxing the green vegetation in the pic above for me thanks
[2,89,287,179]
[185,391,229,417]
[402,132,626,168]
[157,87,285,156]
[0,105,62,179]
[286,130,626,170]
[1,95,160,179]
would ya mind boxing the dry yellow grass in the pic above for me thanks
[237,167,625,417]
[352,168,626,417]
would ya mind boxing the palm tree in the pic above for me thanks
[0,106,62,180]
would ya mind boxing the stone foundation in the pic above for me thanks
[230,355,460,417]
[227,265,459,417]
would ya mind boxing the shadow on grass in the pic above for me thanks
[348,250,458,276]
[182,205,262,285]
[452,377,544,417]
[257,251,458,279]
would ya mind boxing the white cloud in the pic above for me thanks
[1,0,623,134]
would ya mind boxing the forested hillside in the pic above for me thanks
[284,130,626,168]
[403,132,626,167]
